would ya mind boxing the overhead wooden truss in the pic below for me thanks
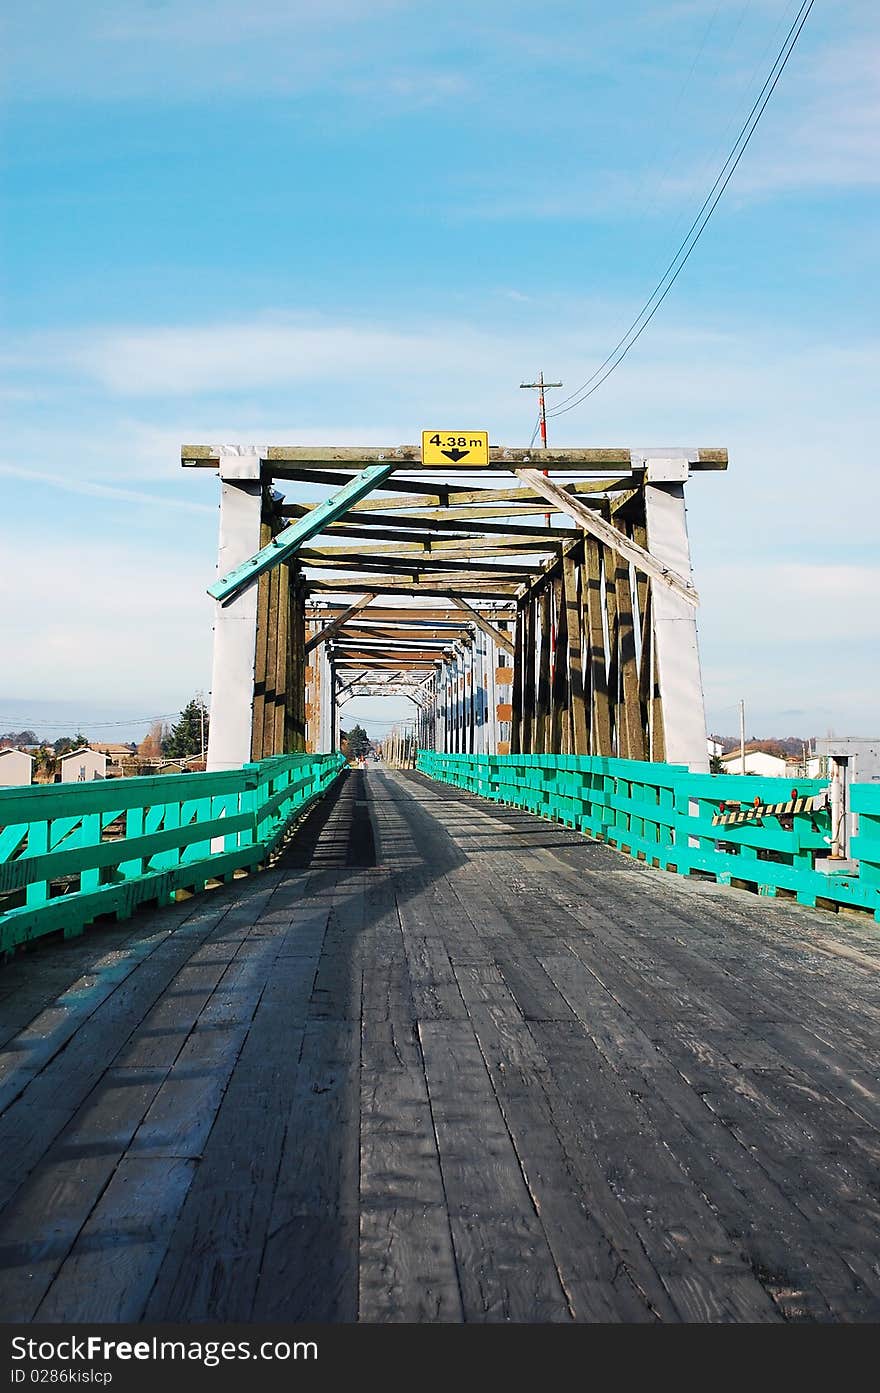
[187,444,726,771]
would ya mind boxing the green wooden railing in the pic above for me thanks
[417,751,880,921]
[0,752,346,954]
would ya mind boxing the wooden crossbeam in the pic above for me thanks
[282,503,580,540]
[302,555,539,578]
[208,463,394,603]
[184,445,728,471]
[448,596,515,655]
[331,637,454,651]
[262,467,444,496]
[516,469,698,606]
[335,669,370,696]
[306,605,514,621]
[303,593,377,655]
[301,538,559,559]
[333,650,448,662]
[288,478,632,518]
[308,580,519,599]
[341,626,470,643]
[333,660,436,669]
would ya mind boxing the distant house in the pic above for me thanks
[0,748,34,787]
[93,742,138,777]
[784,756,823,780]
[156,760,186,775]
[707,737,724,758]
[719,747,787,778]
[59,747,108,782]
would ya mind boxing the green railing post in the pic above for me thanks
[416,752,878,920]
[0,754,346,955]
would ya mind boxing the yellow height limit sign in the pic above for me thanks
[421,430,490,466]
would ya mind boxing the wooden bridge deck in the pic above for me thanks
[1,767,879,1324]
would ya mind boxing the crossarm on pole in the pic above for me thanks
[208,463,395,604]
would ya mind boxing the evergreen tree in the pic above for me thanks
[53,732,88,755]
[343,724,372,759]
[165,696,209,760]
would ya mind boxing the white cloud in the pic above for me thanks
[0,532,214,704]
[0,464,214,513]
[701,561,880,642]
[55,321,486,396]
[2,306,878,732]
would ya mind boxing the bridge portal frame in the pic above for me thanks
[186,444,725,773]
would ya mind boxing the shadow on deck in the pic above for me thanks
[0,767,879,1323]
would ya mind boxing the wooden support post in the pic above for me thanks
[290,573,306,751]
[585,537,612,757]
[614,542,646,761]
[563,553,589,754]
[550,573,568,755]
[511,604,524,754]
[522,596,536,754]
[534,587,551,754]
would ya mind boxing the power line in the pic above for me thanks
[547,0,815,420]
[0,711,182,730]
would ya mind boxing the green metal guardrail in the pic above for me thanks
[0,752,346,955]
[417,751,880,921]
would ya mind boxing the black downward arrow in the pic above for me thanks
[441,448,470,462]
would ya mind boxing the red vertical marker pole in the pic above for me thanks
[519,373,563,709]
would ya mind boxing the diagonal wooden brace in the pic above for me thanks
[449,596,515,654]
[304,595,377,655]
[515,468,698,606]
[208,464,395,604]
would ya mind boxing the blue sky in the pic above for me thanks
[1,0,878,742]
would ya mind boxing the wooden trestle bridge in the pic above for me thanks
[186,443,721,771]
[1,441,879,1324]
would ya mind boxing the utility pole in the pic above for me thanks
[520,371,562,449]
[739,698,746,776]
[520,372,562,523]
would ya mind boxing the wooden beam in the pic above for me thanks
[522,596,536,753]
[306,604,514,622]
[448,597,515,655]
[563,554,588,754]
[511,603,524,754]
[303,593,377,655]
[333,660,436,670]
[333,650,444,662]
[335,669,370,696]
[183,444,728,471]
[585,538,612,756]
[264,467,446,496]
[307,580,519,599]
[614,544,646,761]
[515,468,698,606]
[209,463,395,603]
[283,503,579,541]
[534,587,552,753]
[300,540,561,561]
[315,478,633,516]
[301,554,540,578]
[341,624,470,641]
